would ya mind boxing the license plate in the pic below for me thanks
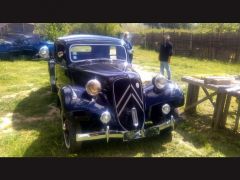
[123,130,143,141]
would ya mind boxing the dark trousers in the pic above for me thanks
[128,54,133,64]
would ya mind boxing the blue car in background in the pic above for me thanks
[0,33,54,59]
[0,39,21,58]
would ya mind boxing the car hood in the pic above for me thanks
[68,60,141,88]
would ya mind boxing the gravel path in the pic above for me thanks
[132,64,158,83]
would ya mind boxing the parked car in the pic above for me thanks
[0,33,53,59]
[44,34,185,152]
[0,39,21,58]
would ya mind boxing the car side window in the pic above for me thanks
[110,46,117,59]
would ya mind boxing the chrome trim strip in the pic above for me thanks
[106,125,110,143]
[118,94,132,117]
[131,84,143,105]
[132,94,144,112]
[116,85,131,108]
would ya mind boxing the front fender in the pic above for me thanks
[144,82,185,109]
[58,85,111,122]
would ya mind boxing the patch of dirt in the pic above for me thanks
[0,113,13,130]
[47,104,60,117]
[0,105,60,132]
[0,87,38,100]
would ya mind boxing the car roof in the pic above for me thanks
[57,34,125,46]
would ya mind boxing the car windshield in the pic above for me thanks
[69,45,127,62]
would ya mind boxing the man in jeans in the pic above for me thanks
[159,35,173,80]
[123,32,133,64]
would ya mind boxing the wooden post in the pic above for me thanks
[144,34,147,49]
[212,92,227,129]
[220,95,232,128]
[185,84,200,114]
[190,33,193,50]
[234,98,240,132]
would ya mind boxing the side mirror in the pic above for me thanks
[39,45,50,59]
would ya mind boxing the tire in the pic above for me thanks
[51,84,57,93]
[160,127,173,136]
[60,104,82,153]
[50,76,57,93]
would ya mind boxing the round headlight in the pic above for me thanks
[39,45,49,58]
[153,74,168,89]
[85,79,101,96]
[162,104,171,115]
[100,111,111,124]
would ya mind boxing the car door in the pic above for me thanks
[55,43,71,89]
[22,38,38,56]
[0,41,8,58]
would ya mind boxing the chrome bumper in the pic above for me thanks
[76,116,175,142]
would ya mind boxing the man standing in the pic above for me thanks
[159,35,173,80]
[123,32,133,64]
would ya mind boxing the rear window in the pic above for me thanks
[69,45,127,61]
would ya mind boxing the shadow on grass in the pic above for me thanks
[176,113,240,156]
[11,86,172,157]
[0,55,44,61]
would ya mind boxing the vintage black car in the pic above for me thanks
[46,34,184,152]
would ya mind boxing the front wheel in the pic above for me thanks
[61,110,82,153]
[50,76,57,93]
[161,127,173,136]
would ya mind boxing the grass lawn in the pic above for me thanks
[0,47,240,157]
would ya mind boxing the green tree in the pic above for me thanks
[71,23,122,36]
[144,23,193,29]
[195,23,240,33]
[35,23,71,41]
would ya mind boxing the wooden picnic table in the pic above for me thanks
[181,76,240,131]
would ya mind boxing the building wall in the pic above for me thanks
[0,23,34,36]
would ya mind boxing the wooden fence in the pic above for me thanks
[132,31,240,63]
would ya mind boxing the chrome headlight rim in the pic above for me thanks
[100,111,111,124]
[39,45,49,58]
[85,79,102,96]
[153,74,168,90]
[162,104,171,115]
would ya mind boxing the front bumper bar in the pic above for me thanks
[76,116,175,142]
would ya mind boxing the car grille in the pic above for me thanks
[113,78,145,131]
